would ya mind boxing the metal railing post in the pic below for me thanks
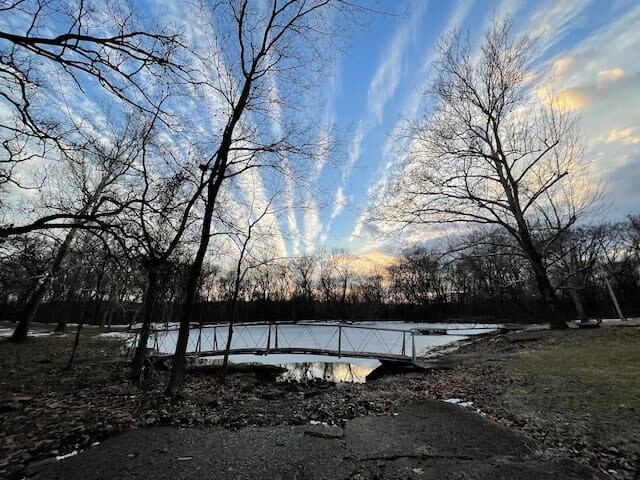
[266,323,271,353]
[402,331,406,356]
[338,324,342,358]
[411,331,416,363]
[275,323,278,349]
[196,329,202,353]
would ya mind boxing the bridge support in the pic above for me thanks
[411,332,416,363]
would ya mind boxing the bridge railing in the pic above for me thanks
[136,322,419,362]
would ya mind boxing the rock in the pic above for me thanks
[12,394,34,402]
[606,446,621,456]
[303,425,344,439]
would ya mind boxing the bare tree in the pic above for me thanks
[388,247,444,307]
[124,121,208,382]
[291,254,316,301]
[220,190,282,377]
[1,0,182,234]
[10,115,150,341]
[381,19,598,329]
[166,0,356,396]
[330,248,356,319]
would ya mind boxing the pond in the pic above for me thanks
[143,321,500,383]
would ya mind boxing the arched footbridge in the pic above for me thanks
[133,322,499,364]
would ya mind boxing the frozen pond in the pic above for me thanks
[141,321,500,381]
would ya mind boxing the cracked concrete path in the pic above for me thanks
[36,401,603,479]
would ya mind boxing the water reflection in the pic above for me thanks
[278,361,375,383]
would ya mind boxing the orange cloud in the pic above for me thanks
[352,251,397,274]
[550,87,591,112]
[597,68,624,86]
[552,57,574,76]
[606,128,640,145]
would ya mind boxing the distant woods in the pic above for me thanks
[2,216,640,326]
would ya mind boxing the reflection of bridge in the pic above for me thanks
[138,322,423,364]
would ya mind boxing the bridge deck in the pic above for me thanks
[150,347,416,364]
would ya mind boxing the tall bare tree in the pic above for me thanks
[1,0,182,235]
[10,115,150,341]
[220,189,282,376]
[381,19,598,329]
[166,0,356,395]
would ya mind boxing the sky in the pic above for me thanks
[300,0,640,265]
[2,0,639,271]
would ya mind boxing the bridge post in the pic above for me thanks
[196,329,202,353]
[338,324,342,358]
[266,323,271,353]
[402,331,406,356]
[411,331,416,363]
[275,323,278,349]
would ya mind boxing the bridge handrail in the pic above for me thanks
[132,321,422,363]
[133,321,422,335]
[131,321,498,335]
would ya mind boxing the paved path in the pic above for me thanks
[36,401,602,479]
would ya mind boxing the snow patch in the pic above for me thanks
[97,332,131,339]
[444,398,487,417]
[445,398,474,408]
[56,450,78,461]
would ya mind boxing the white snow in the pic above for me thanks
[56,450,78,461]
[96,332,131,339]
[0,329,65,338]
[444,398,487,416]
[445,398,475,408]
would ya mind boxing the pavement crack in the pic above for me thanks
[359,452,486,462]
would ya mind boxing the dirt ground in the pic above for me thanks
[0,323,638,479]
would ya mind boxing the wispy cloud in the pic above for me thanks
[327,4,429,229]
[351,0,476,247]
[330,186,346,219]
[530,0,592,53]
[367,1,428,124]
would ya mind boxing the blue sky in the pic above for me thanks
[2,0,639,268]
[301,0,640,264]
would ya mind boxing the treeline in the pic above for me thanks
[2,215,638,326]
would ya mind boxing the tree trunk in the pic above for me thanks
[569,288,586,321]
[131,267,159,382]
[221,274,242,379]
[516,227,568,330]
[11,227,78,342]
[167,61,255,396]
[532,266,567,329]
[166,176,223,396]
